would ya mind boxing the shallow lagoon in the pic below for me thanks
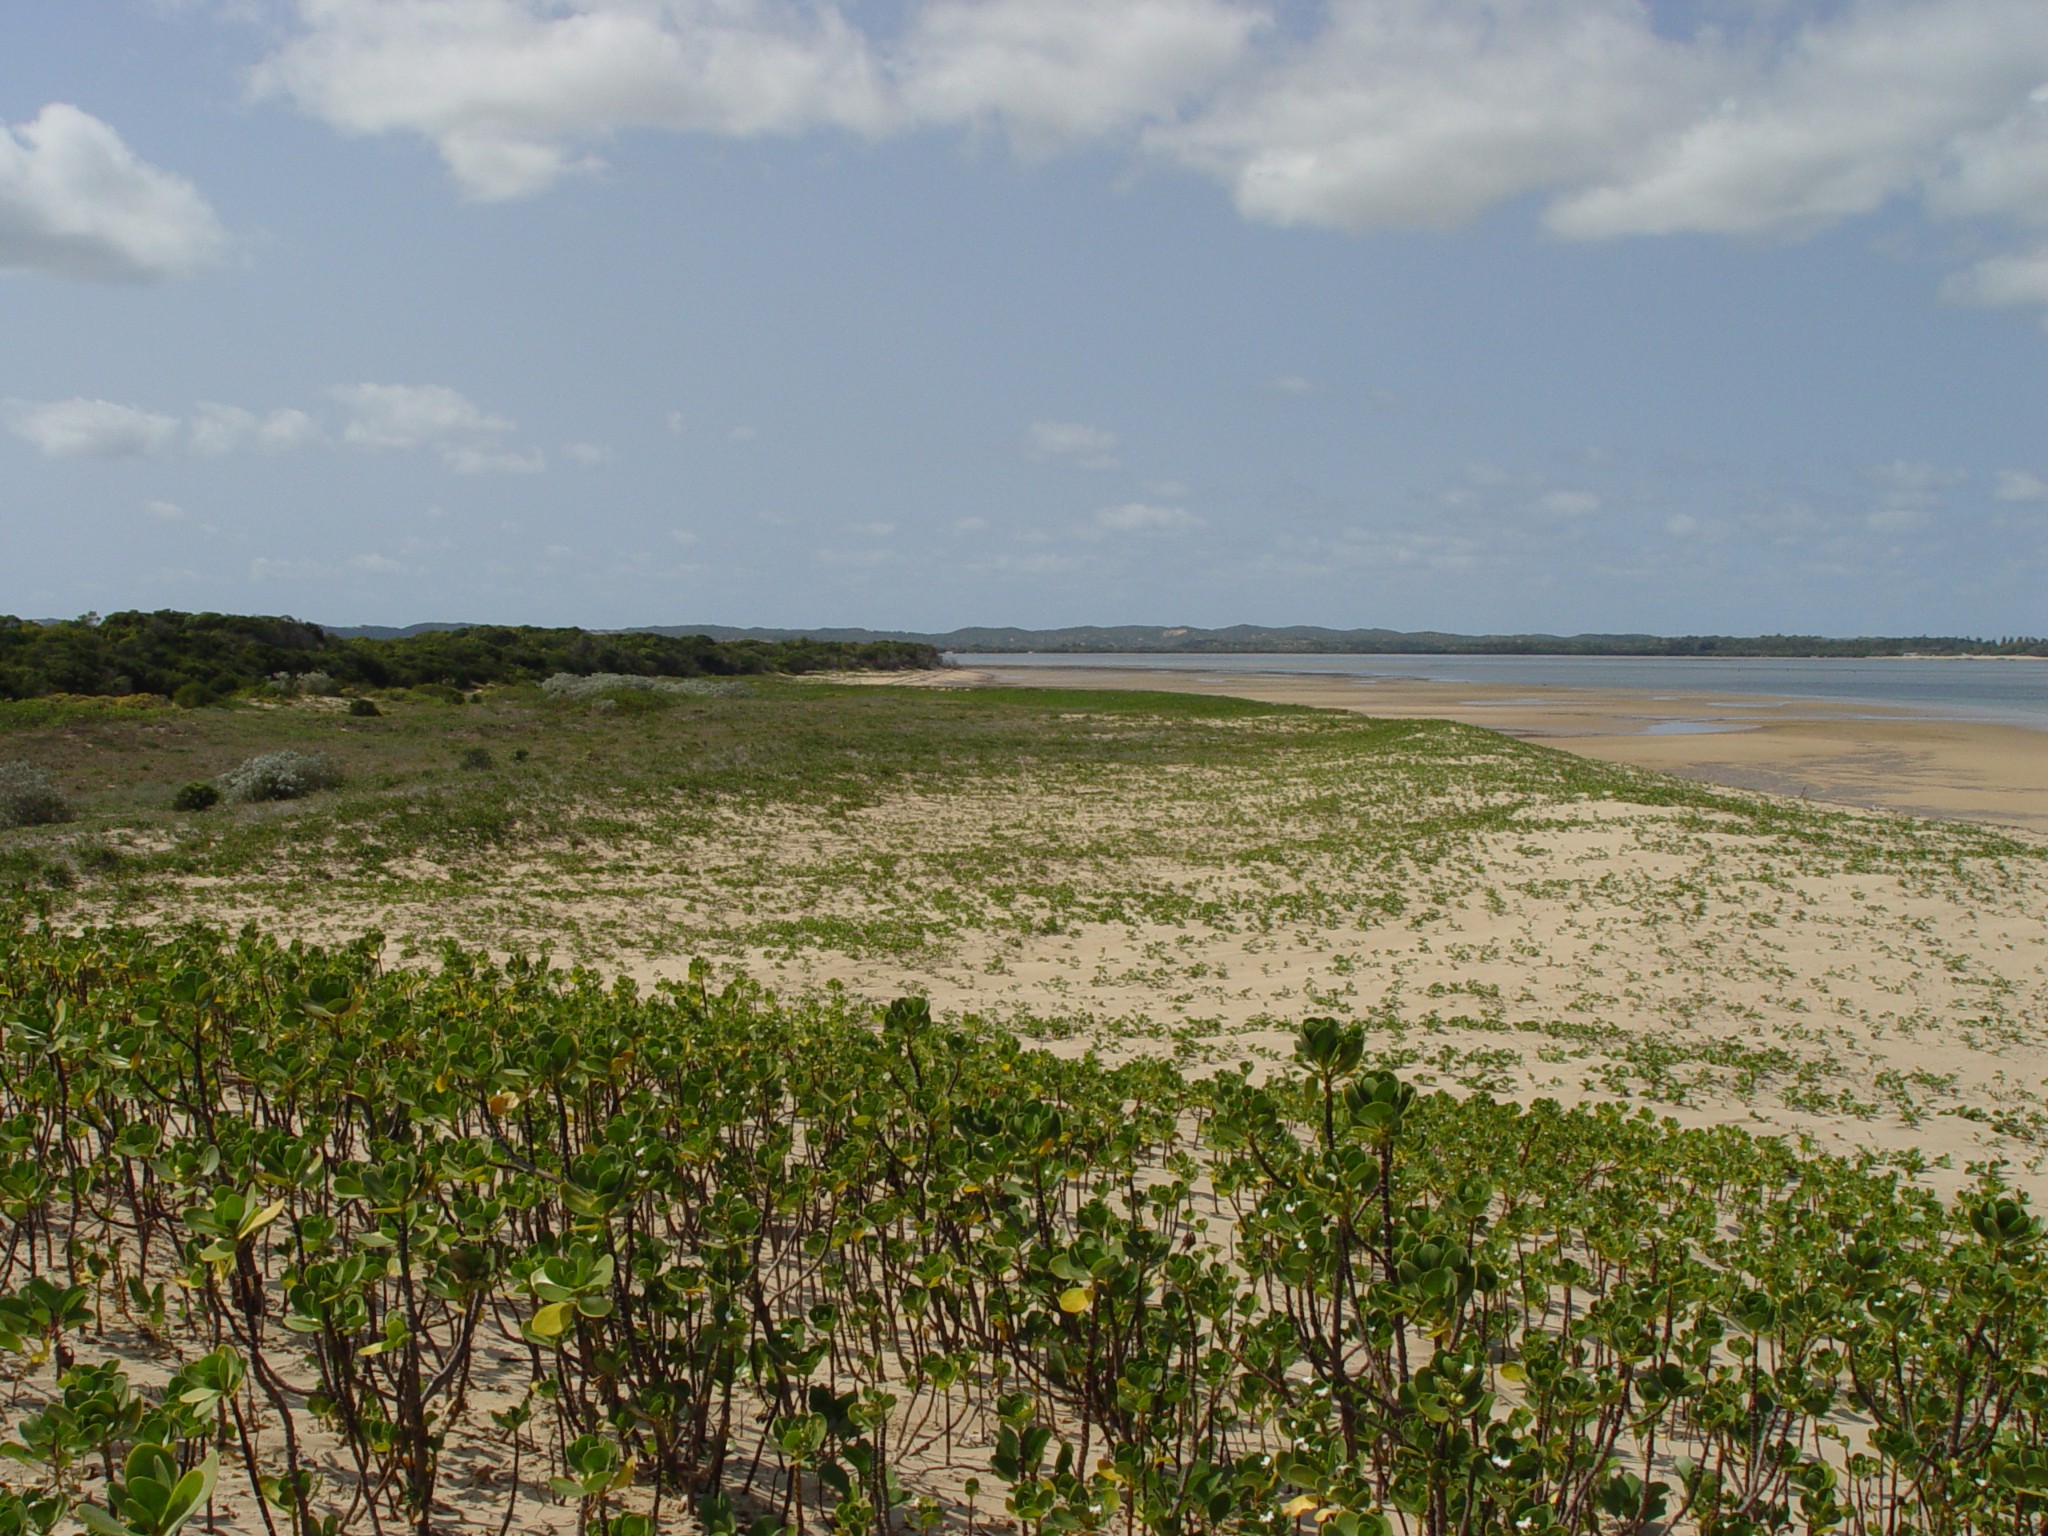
[960,651,2048,728]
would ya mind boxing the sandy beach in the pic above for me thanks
[955,664,2048,836]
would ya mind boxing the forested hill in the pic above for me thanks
[637,622,2048,658]
[0,612,940,703]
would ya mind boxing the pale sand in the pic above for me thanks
[966,664,2048,834]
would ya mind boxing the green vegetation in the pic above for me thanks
[0,921,2041,1535]
[0,611,942,703]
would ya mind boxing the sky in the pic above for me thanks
[2,0,2046,636]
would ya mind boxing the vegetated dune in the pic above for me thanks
[33,679,2048,1201]
[5,679,2048,1532]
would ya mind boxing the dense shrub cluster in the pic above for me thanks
[0,762,72,828]
[214,750,343,804]
[0,612,943,702]
[0,921,2041,1536]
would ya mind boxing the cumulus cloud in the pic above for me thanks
[189,403,325,455]
[1155,0,1708,232]
[1095,500,1199,532]
[564,440,616,465]
[1995,469,2048,502]
[1941,247,2048,311]
[900,0,1259,150]
[144,499,187,522]
[11,383,543,472]
[252,0,895,200]
[335,382,512,448]
[1029,419,1120,468]
[333,382,545,471]
[0,104,227,281]
[9,397,181,458]
[237,0,2048,317]
[1532,489,1601,518]
[445,445,546,474]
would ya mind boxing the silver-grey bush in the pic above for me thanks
[216,750,344,804]
[0,762,73,828]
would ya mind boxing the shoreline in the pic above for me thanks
[953,664,2048,836]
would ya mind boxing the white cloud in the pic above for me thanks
[1941,246,2048,311]
[815,545,897,568]
[0,103,227,281]
[1095,500,1199,532]
[968,549,1082,575]
[144,499,186,521]
[349,552,419,575]
[1533,489,1601,518]
[900,0,1259,151]
[1030,419,1120,468]
[9,397,180,458]
[846,520,897,536]
[249,556,333,581]
[1549,1,2048,240]
[728,424,759,442]
[1994,469,2048,502]
[565,440,616,465]
[189,403,325,455]
[1156,0,1707,232]
[243,0,2048,321]
[445,445,546,474]
[1664,513,1699,538]
[1263,373,1314,394]
[332,381,542,471]
[1866,505,1927,533]
[670,528,700,544]
[253,0,895,200]
[335,382,512,448]
[953,515,990,532]
[666,409,688,433]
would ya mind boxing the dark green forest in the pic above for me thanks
[0,612,941,703]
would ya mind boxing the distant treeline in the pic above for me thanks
[0,611,941,703]
[637,621,2048,658]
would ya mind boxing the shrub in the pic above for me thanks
[172,681,219,709]
[458,746,495,771]
[409,684,466,705]
[0,762,74,828]
[539,672,743,702]
[172,781,221,813]
[347,698,381,718]
[216,750,343,804]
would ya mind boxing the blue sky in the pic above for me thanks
[3,0,2046,635]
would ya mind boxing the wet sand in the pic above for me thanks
[964,665,2048,836]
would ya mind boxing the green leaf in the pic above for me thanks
[530,1302,575,1340]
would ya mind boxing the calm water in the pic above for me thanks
[955,653,2048,730]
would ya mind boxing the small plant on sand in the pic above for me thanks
[458,745,495,771]
[215,750,342,804]
[0,762,73,828]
